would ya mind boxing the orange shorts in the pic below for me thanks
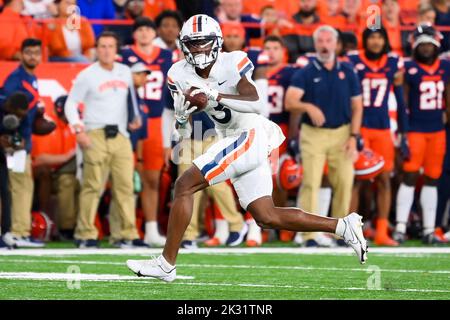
[403,130,446,179]
[360,127,395,172]
[142,117,164,171]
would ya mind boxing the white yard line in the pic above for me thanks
[0,272,194,281]
[1,258,449,275]
[0,272,448,294]
[1,247,450,256]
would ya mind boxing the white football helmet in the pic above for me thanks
[178,14,223,69]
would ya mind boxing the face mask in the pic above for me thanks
[193,52,213,69]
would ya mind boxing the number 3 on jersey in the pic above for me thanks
[211,103,232,124]
[419,80,444,110]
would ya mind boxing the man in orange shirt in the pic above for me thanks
[0,0,35,60]
[143,0,176,20]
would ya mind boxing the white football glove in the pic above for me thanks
[174,91,197,126]
[187,81,219,102]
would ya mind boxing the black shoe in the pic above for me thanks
[305,239,319,247]
[130,239,149,248]
[336,239,348,247]
[181,240,198,249]
[0,237,12,250]
[422,233,445,245]
[75,239,99,248]
[59,229,75,240]
[113,239,149,248]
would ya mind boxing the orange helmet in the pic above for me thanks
[354,149,385,180]
[31,211,54,241]
[276,154,303,190]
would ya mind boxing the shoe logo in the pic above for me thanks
[218,80,227,86]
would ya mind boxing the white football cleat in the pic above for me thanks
[340,213,368,264]
[293,232,303,246]
[126,255,176,282]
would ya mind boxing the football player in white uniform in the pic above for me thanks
[127,14,368,282]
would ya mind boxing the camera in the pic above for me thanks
[2,114,23,149]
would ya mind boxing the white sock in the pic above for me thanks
[159,255,175,270]
[395,183,415,232]
[335,219,345,238]
[318,187,332,217]
[145,221,159,236]
[420,185,437,236]
[213,219,229,244]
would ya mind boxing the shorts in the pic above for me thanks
[142,117,164,171]
[403,130,446,179]
[361,127,395,172]
[193,123,282,209]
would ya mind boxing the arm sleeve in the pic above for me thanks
[65,72,88,126]
[254,78,269,118]
[394,84,408,133]
[128,70,140,122]
[162,107,175,148]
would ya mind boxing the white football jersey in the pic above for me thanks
[167,50,285,151]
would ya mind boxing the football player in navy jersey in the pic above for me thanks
[393,24,450,244]
[119,17,173,246]
[347,27,408,246]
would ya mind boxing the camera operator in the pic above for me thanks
[0,38,47,248]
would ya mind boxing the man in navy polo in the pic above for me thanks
[285,25,363,247]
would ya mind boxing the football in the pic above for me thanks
[184,87,208,112]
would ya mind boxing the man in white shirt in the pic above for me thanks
[65,31,143,248]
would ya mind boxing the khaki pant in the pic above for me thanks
[9,155,33,237]
[298,124,354,238]
[179,137,244,241]
[55,173,79,230]
[74,129,139,240]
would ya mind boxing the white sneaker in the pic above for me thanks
[126,255,176,282]
[314,232,336,247]
[2,232,17,248]
[340,213,368,264]
[444,231,450,242]
[5,234,45,248]
[293,232,303,246]
[144,233,167,247]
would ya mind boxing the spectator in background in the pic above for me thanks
[0,0,36,60]
[107,0,145,46]
[112,0,128,18]
[154,10,183,59]
[120,18,173,246]
[282,0,321,61]
[22,0,56,18]
[217,0,262,46]
[292,0,320,25]
[45,0,95,62]
[1,39,46,248]
[285,26,363,247]
[382,0,405,55]
[320,0,346,29]
[64,32,142,248]
[31,95,78,240]
[108,62,150,248]
[432,0,450,52]
[143,0,176,20]
[77,0,115,36]
[419,4,437,25]
[342,0,363,26]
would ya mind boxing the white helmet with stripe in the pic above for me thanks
[178,14,223,69]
